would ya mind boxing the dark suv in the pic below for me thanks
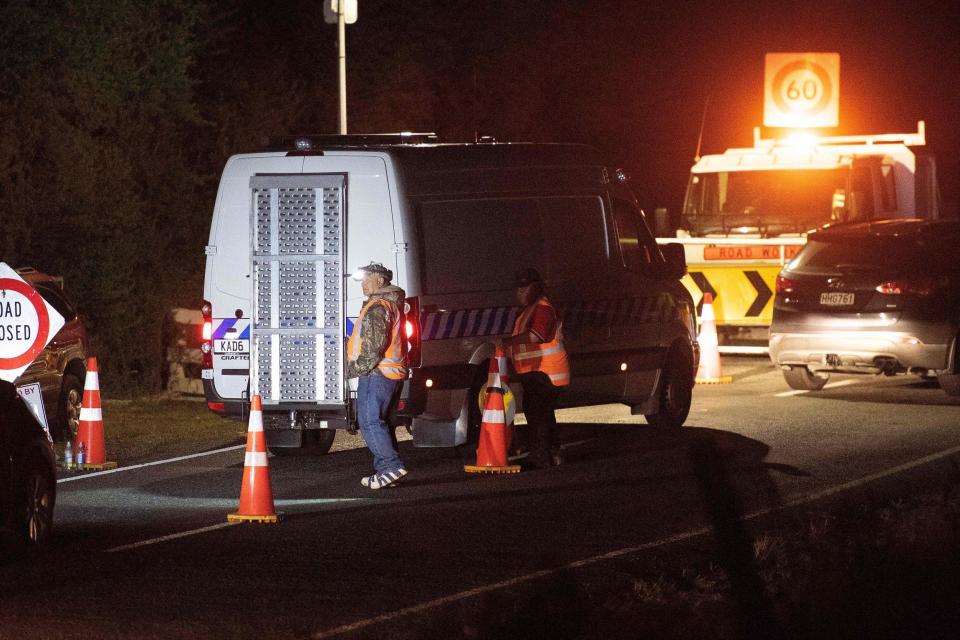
[1,380,57,547]
[769,219,960,395]
[12,268,89,441]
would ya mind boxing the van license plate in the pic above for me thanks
[820,292,854,306]
[215,339,249,354]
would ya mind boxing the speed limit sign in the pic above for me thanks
[0,262,65,383]
[764,52,839,128]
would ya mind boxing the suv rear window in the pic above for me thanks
[790,235,949,276]
[34,283,78,321]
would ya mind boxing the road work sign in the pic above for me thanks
[681,266,780,325]
[764,52,839,128]
[0,262,65,383]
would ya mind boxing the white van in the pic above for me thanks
[201,136,699,453]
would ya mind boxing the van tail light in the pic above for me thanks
[775,275,796,294]
[404,296,422,368]
[875,278,941,297]
[201,299,213,370]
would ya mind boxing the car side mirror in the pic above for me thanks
[658,243,687,279]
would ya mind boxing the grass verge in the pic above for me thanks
[55,396,246,466]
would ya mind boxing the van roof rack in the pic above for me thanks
[273,133,439,151]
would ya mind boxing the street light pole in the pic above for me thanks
[337,3,347,134]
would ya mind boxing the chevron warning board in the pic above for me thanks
[681,266,780,326]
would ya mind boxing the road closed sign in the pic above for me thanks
[0,262,65,383]
[764,52,839,128]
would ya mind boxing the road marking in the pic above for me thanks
[774,377,859,397]
[105,522,240,553]
[101,498,372,553]
[310,443,960,639]
[57,444,246,484]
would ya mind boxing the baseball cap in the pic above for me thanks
[352,262,393,282]
[513,267,543,288]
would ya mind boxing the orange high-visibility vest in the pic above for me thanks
[509,296,570,386]
[347,297,408,380]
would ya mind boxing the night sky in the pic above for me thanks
[284,0,960,216]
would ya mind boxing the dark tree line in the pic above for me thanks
[1,0,956,393]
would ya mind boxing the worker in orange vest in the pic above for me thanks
[347,262,408,489]
[501,268,570,469]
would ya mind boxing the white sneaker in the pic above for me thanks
[361,468,407,489]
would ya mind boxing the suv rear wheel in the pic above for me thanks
[57,373,83,442]
[783,366,828,391]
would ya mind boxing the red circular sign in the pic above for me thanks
[0,277,50,370]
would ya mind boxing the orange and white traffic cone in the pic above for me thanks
[696,293,732,384]
[228,395,282,523]
[75,357,117,470]
[464,351,521,474]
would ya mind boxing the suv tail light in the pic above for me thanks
[775,275,796,294]
[404,296,422,368]
[875,278,941,297]
[201,299,213,370]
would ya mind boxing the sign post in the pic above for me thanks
[0,262,65,384]
[764,52,840,128]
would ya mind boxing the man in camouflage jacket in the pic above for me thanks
[346,262,408,489]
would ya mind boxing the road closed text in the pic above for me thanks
[0,299,33,341]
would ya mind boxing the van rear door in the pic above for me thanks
[249,174,348,414]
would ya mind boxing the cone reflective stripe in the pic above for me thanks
[465,351,520,474]
[696,293,732,384]
[74,357,116,469]
[229,395,282,523]
[495,346,510,386]
[478,345,517,429]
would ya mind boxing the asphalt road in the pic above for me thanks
[2,357,959,639]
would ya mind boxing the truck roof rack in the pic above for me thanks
[273,132,439,151]
[753,120,926,149]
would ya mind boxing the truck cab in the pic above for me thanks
[662,123,939,348]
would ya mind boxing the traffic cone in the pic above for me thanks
[480,346,515,450]
[696,293,732,384]
[228,395,282,523]
[75,357,117,470]
[464,350,521,474]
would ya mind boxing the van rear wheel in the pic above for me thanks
[269,429,336,456]
[783,366,828,391]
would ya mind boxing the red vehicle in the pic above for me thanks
[12,267,89,442]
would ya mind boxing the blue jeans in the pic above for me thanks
[357,375,403,475]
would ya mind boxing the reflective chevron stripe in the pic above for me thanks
[419,296,674,342]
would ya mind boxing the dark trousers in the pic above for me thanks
[518,371,559,464]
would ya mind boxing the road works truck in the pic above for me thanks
[658,122,940,350]
[202,135,698,454]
